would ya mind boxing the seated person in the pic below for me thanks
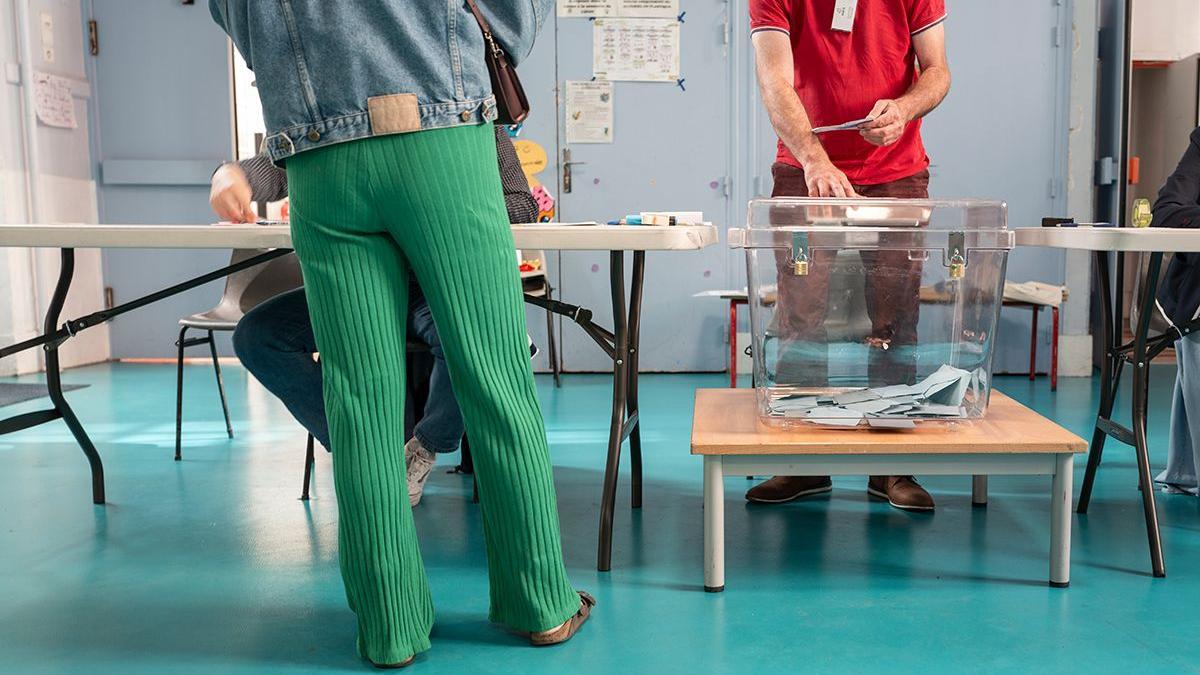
[209,125,538,505]
[1152,125,1200,494]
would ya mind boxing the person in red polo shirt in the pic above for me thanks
[746,0,950,511]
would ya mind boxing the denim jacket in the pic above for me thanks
[209,1,552,163]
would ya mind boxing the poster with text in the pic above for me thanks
[618,0,678,17]
[565,80,614,144]
[592,18,680,82]
[558,0,616,16]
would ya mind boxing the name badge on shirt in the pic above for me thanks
[832,0,857,32]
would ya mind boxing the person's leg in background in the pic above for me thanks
[405,271,467,505]
[746,163,836,504]
[857,170,934,511]
[232,288,330,449]
[365,124,582,635]
[1157,333,1200,494]
[287,145,431,665]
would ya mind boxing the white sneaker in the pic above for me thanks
[405,437,437,506]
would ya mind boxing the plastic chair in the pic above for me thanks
[174,249,303,461]
[521,249,561,387]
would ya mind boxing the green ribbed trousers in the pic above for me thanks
[285,124,579,664]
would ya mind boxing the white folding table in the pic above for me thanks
[0,222,718,571]
[1016,225,1200,578]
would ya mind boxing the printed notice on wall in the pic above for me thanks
[618,0,678,17]
[33,72,76,129]
[565,80,614,144]
[558,0,616,16]
[593,18,680,82]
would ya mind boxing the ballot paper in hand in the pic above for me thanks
[812,115,875,134]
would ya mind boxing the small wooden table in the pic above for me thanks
[692,389,1086,592]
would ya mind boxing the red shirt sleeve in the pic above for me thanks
[749,0,792,35]
[908,0,947,35]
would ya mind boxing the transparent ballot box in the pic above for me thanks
[729,198,1013,428]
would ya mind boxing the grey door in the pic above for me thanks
[520,7,733,373]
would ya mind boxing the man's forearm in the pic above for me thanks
[896,65,950,122]
[760,79,830,167]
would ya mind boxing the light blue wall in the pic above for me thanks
[92,0,1085,376]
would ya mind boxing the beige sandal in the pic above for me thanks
[370,655,415,669]
[529,591,595,646]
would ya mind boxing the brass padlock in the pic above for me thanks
[948,251,966,279]
[793,256,809,276]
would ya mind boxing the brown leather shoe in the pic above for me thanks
[530,591,595,646]
[745,475,833,504]
[867,475,934,511]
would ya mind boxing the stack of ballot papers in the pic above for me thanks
[765,364,977,429]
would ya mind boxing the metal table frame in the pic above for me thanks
[0,223,719,572]
[1015,225,1200,578]
[1075,248,1180,578]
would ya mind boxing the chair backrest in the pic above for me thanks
[210,249,305,320]
[1130,251,1173,335]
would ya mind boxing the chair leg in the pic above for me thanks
[545,283,561,388]
[208,330,234,439]
[301,434,315,501]
[1051,306,1059,392]
[1029,305,1039,381]
[175,326,188,461]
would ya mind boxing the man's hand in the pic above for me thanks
[859,99,908,147]
[805,159,859,198]
[209,163,256,223]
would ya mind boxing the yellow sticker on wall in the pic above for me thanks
[513,139,548,187]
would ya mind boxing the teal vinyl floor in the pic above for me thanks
[0,363,1197,674]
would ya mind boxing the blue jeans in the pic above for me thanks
[1157,332,1200,495]
[232,277,465,453]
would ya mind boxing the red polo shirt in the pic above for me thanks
[750,0,946,185]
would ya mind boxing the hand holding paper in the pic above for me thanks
[859,99,908,147]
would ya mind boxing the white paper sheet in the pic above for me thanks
[33,72,76,129]
[593,18,680,82]
[558,0,617,17]
[618,0,678,17]
[565,80,614,144]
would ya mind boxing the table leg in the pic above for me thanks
[1078,251,1116,513]
[627,251,645,510]
[1132,252,1166,578]
[44,249,105,504]
[1050,453,1074,587]
[597,250,630,572]
[972,475,988,508]
[1051,306,1060,392]
[704,455,725,592]
[729,299,737,388]
[1029,305,1039,381]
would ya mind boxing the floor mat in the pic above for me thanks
[0,383,87,407]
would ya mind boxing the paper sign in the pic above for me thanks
[593,18,680,82]
[559,0,616,16]
[618,0,678,17]
[565,80,614,144]
[33,72,76,129]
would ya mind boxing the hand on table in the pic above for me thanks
[804,159,859,198]
[209,163,256,223]
[859,99,908,147]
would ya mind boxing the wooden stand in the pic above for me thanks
[692,389,1086,592]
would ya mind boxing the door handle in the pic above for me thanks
[562,148,587,194]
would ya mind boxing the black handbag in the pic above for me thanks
[464,0,531,124]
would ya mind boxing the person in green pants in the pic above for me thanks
[209,2,591,668]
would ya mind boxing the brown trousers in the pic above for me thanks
[770,163,930,386]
